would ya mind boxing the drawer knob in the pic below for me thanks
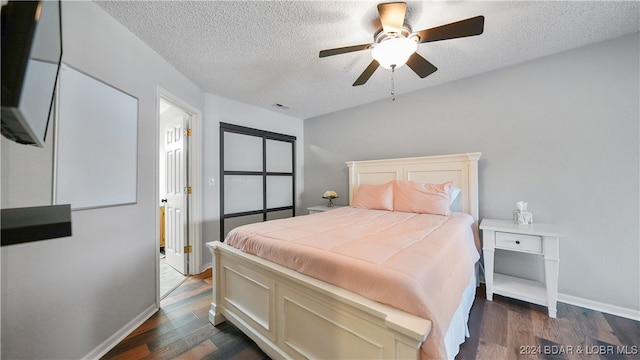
[515,240,520,244]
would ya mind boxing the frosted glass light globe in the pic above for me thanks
[371,37,418,69]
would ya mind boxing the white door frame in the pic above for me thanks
[155,86,202,304]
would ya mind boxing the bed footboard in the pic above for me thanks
[206,241,432,360]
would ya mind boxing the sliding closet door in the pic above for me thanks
[265,138,294,221]
[220,123,296,240]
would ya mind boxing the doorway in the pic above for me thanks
[156,88,203,301]
[159,98,188,297]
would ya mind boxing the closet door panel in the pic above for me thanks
[266,176,292,209]
[224,132,262,172]
[224,175,263,214]
[266,139,293,173]
[224,214,263,238]
[267,210,293,221]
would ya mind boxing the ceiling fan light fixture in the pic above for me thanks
[319,3,485,87]
[371,37,417,69]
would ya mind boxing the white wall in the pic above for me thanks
[1,2,204,359]
[303,33,640,315]
[202,94,304,255]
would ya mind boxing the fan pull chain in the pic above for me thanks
[391,65,396,101]
[390,64,396,101]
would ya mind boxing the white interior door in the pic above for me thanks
[163,115,188,274]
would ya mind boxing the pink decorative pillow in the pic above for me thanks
[393,180,452,216]
[352,182,394,211]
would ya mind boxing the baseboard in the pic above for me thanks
[83,303,158,359]
[558,293,640,321]
[478,279,639,321]
[200,261,212,274]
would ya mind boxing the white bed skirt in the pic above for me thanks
[444,272,477,359]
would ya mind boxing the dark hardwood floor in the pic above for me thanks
[101,269,268,360]
[103,271,639,360]
[456,289,640,360]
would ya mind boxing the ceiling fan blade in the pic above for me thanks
[377,2,407,34]
[416,15,485,44]
[319,43,372,58]
[405,52,438,78]
[353,60,380,86]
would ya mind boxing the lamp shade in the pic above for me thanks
[371,37,417,69]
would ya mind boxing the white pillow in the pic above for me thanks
[449,186,461,205]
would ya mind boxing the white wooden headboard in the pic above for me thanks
[346,152,481,221]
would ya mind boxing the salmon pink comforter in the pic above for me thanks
[225,207,480,359]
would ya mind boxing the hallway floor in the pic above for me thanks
[160,254,186,298]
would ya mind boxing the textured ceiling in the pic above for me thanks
[94,1,640,120]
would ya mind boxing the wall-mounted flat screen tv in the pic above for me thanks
[1,0,62,147]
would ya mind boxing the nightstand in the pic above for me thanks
[480,219,561,318]
[307,205,346,214]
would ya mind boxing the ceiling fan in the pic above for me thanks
[319,2,485,87]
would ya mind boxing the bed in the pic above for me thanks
[206,152,481,359]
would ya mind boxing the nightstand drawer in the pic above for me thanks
[495,232,542,254]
